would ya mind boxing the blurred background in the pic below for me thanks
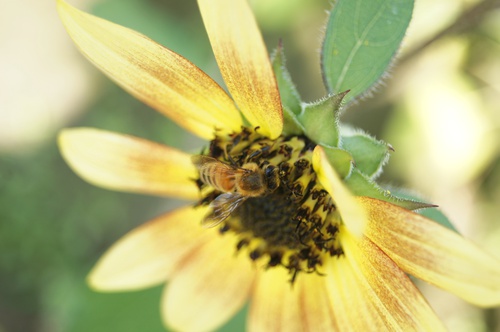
[1,0,499,331]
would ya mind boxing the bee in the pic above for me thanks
[192,155,279,227]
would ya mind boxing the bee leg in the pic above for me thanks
[247,145,271,161]
[227,153,238,166]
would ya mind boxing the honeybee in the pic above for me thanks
[192,155,279,227]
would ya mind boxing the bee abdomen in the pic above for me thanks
[200,165,236,192]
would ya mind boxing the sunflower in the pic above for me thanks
[57,0,500,330]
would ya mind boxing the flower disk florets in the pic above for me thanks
[194,128,344,281]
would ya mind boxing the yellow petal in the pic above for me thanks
[198,0,283,139]
[296,272,338,331]
[248,268,302,332]
[249,269,337,331]
[88,206,213,291]
[339,230,446,331]
[59,128,198,199]
[57,0,242,139]
[312,145,367,237]
[361,196,500,307]
[326,256,386,331]
[162,234,255,332]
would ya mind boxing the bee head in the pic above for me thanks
[237,163,265,196]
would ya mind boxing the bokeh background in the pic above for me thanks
[1,0,499,331]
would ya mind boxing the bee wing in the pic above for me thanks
[202,193,247,228]
[191,155,218,168]
[191,155,237,172]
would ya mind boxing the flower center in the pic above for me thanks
[193,127,343,281]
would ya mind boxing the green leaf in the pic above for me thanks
[298,91,349,147]
[341,130,391,178]
[321,0,414,103]
[345,169,434,211]
[271,42,304,135]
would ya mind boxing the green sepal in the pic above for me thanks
[298,91,349,147]
[384,187,459,233]
[271,42,304,136]
[340,129,392,179]
[345,169,435,211]
[321,145,353,179]
[321,0,414,104]
[420,208,459,233]
[282,110,305,136]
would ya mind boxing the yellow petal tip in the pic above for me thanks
[312,146,367,237]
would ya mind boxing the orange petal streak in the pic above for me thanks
[360,196,500,307]
[59,128,198,199]
[57,0,242,139]
[198,0,283,139]
[340,230,446,331]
